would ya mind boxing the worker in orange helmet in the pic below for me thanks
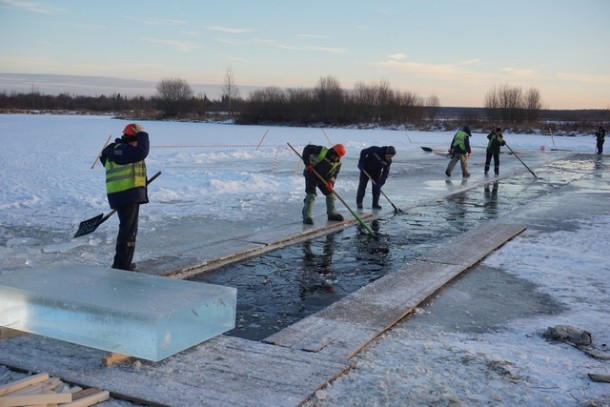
[300,144,346,225]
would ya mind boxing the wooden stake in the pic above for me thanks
[255,129,269,150]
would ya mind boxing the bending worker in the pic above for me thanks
[356,145,396,210]
[100,123,149,271]
[301,144,346,225]
[445,125,472,178]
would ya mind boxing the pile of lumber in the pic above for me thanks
[0,372,109,407]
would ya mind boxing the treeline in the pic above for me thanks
[1,75,608,133]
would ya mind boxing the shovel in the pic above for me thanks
[74,171,162,238]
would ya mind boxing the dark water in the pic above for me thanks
[190,155,605,341]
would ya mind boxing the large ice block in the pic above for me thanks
[0,265,236,361]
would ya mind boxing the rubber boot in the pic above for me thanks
[326,194,344,221]
[372,194,382,210]
[302,193,315,224]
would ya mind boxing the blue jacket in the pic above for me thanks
[100,131,150,209]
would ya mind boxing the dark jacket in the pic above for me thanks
[100,131,150,209]
[358,146,393,184]
[302,144,341,183]
[486,131,505,154]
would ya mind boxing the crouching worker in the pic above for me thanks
[100,123,150,271]
[301,144,346,225]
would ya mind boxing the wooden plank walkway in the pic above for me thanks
[0,222,525,406]
[264,223,527,359]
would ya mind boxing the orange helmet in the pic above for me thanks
[332,144,346,158]
[123,123,137,136]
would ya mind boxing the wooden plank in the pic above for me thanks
[0,373,49,397]
[0,391,71,407]
[0,335,351,407]
[101,352,131,366]
[266,223,527,359]
[61,390,109,407]
[5,377,61,396]
[0,328,24,340]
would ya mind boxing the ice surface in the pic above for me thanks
[0,265,236,361]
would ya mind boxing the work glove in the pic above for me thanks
[133,124,145,133]
[325,182,334,191]
[305,164,314,172]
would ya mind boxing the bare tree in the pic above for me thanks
[424,95,441,123]
[524,87,543,122]
[222,67,240,115]
[155,77,193,117]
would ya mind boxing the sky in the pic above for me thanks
[1,0,610,109]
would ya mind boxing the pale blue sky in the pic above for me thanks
[1,0,609,109]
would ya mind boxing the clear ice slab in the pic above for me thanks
[0,265,236,361]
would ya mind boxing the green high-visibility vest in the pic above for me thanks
[310,147,341,174]
[452,131,469,151]
[105,151,146,194]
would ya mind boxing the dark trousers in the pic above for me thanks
[112,203,139,270]
[597,140,604,154]
[356,172,380,204]
[484,151,500,174]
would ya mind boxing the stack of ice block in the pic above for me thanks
[0,265,237,361]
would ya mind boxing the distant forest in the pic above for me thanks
[1,75,608,135]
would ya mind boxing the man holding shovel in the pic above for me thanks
[356,145,396,210]
[100,123,149,271]
[301,144,346,225]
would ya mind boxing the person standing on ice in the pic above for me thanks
[484,127,505,175]
[100,123,149,271]
[301,144,346,225]
[356,145,396,210]
[445,125,472,178]
[595,126,605,155]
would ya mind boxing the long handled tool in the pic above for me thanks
[505,143,538,178]
[287,143,375,237]
[74,171,162,238]
[362,169,403,213]
[90,135,113,169]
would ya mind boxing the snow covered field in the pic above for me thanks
[1,114,609,406]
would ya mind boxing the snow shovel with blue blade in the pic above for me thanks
[74,171,162,238]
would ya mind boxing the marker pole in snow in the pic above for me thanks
[505,143,538,178]
[362,169,403,213]
[287,142,375,237]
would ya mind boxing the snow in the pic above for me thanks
[1,114,609,406]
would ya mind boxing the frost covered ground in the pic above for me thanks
[0,114,609,406]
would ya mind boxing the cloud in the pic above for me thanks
[206,25,251,34]
[557,73,610,85]
[501,67,537,77]
[0,0,65,13]
[297,34,330,39]
[374,58,490,80]
[388,53,406,61]
[141,38,195,52]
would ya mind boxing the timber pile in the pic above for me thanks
[0,372,109,407]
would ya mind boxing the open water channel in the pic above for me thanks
[191,154,608,341]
